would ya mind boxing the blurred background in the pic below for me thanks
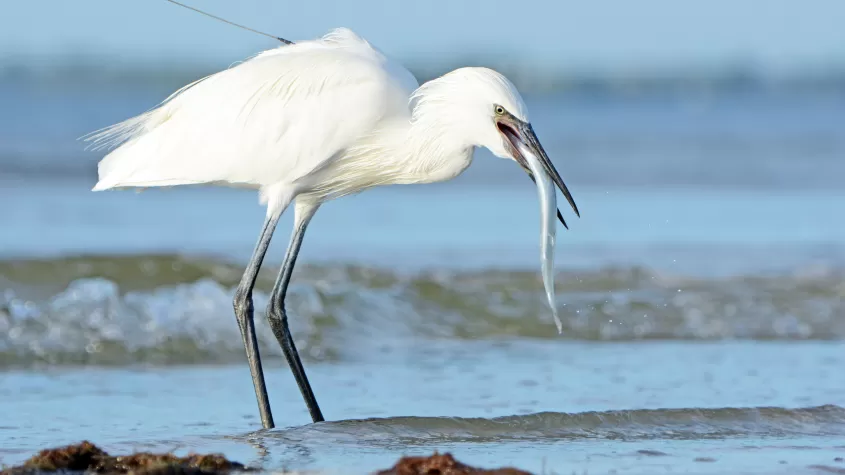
[1,1,844,473]
[2,0,843,263]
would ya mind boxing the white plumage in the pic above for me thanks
[85,25,578,429]
[87,28,526,216]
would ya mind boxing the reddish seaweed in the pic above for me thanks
[374,453,533,475]
[2,443,536,475]
[0,441,250,475]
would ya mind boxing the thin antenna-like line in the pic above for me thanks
[164,0,293,44]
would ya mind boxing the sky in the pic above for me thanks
[2,0,844,72]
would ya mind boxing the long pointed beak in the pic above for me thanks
[498,116,580,220]
[516,121,580,218]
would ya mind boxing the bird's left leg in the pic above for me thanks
[265,200,325,423]
[233,211,281,430]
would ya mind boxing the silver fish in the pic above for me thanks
[495,111,580,334]
[519,141,562,333]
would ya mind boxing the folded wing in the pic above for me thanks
[87,28,418,192]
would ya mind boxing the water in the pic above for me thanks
[3,343,845,474]
[1,78,844,474]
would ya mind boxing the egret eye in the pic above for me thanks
[495,106,505,116]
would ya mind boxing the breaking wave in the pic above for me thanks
[1,255,843,366]
[266,404,845,444]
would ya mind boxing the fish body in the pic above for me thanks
[519,142,563,333]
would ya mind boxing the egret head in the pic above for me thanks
[412,67,579,221]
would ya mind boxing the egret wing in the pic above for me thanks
[88,28,418,192]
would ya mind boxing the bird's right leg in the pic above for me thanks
[233,212,282,430]
[265,201,325,423]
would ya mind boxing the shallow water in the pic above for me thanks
[1,82,844,473]
[2,342,845,474]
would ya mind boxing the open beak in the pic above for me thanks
[497,114,580,225]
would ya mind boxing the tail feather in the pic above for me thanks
[83,112,156,153]
[80,75,211,153]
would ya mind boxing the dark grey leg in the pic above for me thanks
[265,205,324,423]
[233,213,281,429]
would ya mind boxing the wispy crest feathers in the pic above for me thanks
[410,67,528,123]
[320,27,369,46]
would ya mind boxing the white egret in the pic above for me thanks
[84,2,579,429]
